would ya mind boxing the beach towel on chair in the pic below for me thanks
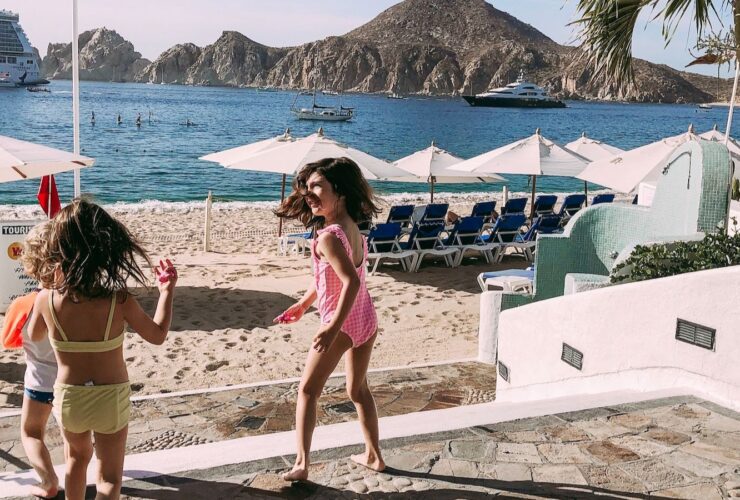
[1,292,37,349]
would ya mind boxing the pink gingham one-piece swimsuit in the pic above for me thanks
[312,224,378,347]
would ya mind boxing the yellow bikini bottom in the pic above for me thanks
[53,381,131,435]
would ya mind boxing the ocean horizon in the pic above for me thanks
[0,80,734,206]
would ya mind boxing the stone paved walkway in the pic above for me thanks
[98,396,740,499]
[0,361,494,473]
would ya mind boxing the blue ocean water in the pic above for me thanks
[0,80,734,205]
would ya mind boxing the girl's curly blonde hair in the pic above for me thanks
[21,220,55,284]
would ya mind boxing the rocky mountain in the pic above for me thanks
[137,31,287,85]
[43,28,149,82]
[43,0,730,103]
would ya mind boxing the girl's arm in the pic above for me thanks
[312,233,360,351]
[27,290,48,342]
[124,260,176,345]
[274,278,316,324]
[123,291,174,345]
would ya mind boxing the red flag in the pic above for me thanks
[37,175,61,218]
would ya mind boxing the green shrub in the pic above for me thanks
[611,219,740,284]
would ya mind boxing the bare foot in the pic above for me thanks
[30,481,59,499]
[351,452,385,472]
[282,465,308,482]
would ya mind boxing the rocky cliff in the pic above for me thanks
[43,28,150,82]
[44,0,729,103]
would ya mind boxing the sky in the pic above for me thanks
[3,0,735,78]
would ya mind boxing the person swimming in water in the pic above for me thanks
[91,111,95,125]
[135,113,141,127]
[117,114,122,125]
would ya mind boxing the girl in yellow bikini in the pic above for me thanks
[26,199,177,500]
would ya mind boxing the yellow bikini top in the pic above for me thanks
[48,291,125,353]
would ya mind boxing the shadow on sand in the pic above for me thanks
[136,286,296,332]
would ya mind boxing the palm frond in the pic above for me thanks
[573,0,727,91]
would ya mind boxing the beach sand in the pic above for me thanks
[1,192,544,404]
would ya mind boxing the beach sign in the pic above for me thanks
[0,221,40,313]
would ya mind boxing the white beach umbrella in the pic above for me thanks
[227,128,406,180]
[565,133,625,162]
[577,124,703,193]
[565,133,625,201]
[390,141,504,202]
[200,128,295,166]
[0,135,95,183]
[201,127,406,235]
[451,129,590,217]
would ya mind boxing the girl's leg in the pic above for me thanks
[20,395,59,498]
[62,428,94,500]
[345,332,384,471]
[283,332,352,482]
[93,426,128,500]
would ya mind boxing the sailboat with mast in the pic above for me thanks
[289,55,354,121]
[290,91,354,121]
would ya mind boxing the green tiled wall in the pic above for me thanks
[501,141,732,312]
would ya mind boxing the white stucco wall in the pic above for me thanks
[493,265,740,412]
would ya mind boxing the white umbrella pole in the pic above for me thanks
[723,60,740,233]
[278,174,286,237]
[72,0,81,197]
[724,60,740,146]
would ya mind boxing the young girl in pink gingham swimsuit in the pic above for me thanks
[275,157,385,482]
[313,224,377,347]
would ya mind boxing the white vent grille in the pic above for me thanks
[676,319,715,351]
[561,343,583,370]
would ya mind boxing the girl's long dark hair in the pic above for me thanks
[275,157,381,228]
[45,198,151,301]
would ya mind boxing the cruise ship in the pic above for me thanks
[463,71,564,108]
[0,10,48,86]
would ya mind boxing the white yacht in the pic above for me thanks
[0,10,47,86]
[463,71,564,108]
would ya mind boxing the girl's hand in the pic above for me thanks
[312,325,338,353]
[273,302,305,324]
[155,259,177,293]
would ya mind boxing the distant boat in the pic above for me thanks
[290,90,353,122]
[463,70,565,108]
[387,92,406,100]
[321,89,339,96]
[257,86,278,92]
[0,75,17,89]
[698,103,712,109]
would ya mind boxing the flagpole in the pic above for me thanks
[72,0,81,197]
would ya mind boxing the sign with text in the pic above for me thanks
[1,220,41,313]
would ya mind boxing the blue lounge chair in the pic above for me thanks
[366,223,417,274]
[412,203,449,224]
[504,214,563,261]
[557,194,587,222]
[480,213,527,262]
[386,204,414,227]
[592,193,615,205]
[500,197,528,216]
[442,216,497,265]
[278,230,313,256]
[532,195,558,215]
[398,221,459,272]
[470,201,497,223]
